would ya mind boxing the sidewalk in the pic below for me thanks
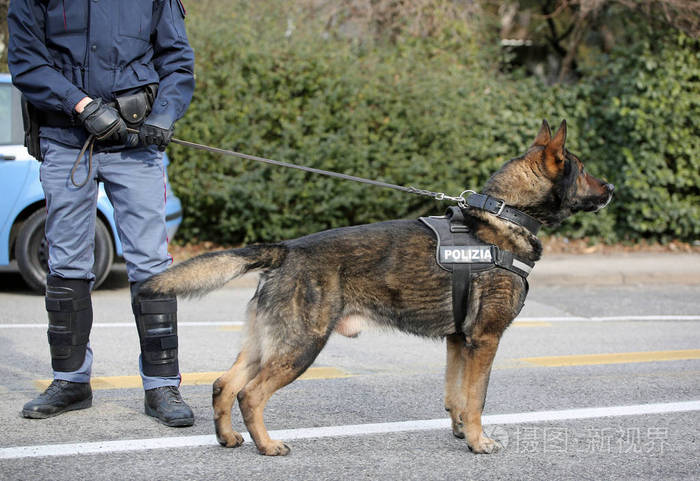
[529,253,700,286]
[221,252,700,288]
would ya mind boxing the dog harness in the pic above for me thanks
[419,206,535,336]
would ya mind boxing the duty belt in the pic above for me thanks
[419,206,534,336]
[36,84,158,130]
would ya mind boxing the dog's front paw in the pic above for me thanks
[467,433,502,454]
[217,430,244,448]
[258,440,291,456]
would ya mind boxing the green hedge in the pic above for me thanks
[563,33,700,242]
[168,3,698,245]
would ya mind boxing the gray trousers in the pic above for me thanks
[39,138,179,390]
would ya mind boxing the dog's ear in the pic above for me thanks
[546,119,567,160]
[532,119,552,147]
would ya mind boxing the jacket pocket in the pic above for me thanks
[119,0,154,40]
[46,0,88,36]
[112,63,159,93]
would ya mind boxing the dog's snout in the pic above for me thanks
[605,183,615,193]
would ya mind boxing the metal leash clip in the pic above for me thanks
[456,190,476,209]
[430,189,476,209]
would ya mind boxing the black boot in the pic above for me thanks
[144,386,194,427]
[21,380,92,419]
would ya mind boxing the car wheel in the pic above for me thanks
[15,209,115,293]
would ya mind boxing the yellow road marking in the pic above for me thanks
[511,321,552,328]
[34,367,352,391]
[521,349,700,367]
[34,350,699,390]
[297,366,354,380]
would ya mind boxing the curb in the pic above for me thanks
[529,253,700,286]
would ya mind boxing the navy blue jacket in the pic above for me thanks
[8,0,195,147]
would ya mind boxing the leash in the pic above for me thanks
[70,130,466,203]
[71,134,96,188]
[72,129,541,234]
[168,135,473,205]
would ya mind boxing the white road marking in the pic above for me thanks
[0,321,246,329]
[1,400,698,460]
[1,315,699,329]
[527,315,700,322]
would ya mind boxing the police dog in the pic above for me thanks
[142,120,613,456]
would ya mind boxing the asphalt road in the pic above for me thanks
[0,266,699,481]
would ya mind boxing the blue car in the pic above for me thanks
[0,73,183,292]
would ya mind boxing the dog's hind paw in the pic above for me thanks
[258,440,291,456]
[445,408,465,439]
[217,430,244,448]
[451,418,465,439]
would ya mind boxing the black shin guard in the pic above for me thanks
[45,276,93,372]
[131,283,179,377]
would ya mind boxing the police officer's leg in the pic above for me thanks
[22,138,95,419]
[99,146,193,427]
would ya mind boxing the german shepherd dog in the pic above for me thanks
[142,120,614,456]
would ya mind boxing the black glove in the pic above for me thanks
[139,113,174,151]
[78,98,127,144]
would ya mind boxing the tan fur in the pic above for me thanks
[445,334,467,438]
[470,209,535,257]
[148,252,249,296]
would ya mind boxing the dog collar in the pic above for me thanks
[465,193,542,235]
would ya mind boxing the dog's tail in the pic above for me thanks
[140,244,287,298]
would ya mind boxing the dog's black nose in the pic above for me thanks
[605,183,615,193]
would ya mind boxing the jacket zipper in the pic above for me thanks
[82,1,91,93]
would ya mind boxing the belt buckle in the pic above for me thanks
[494,199,506,216]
